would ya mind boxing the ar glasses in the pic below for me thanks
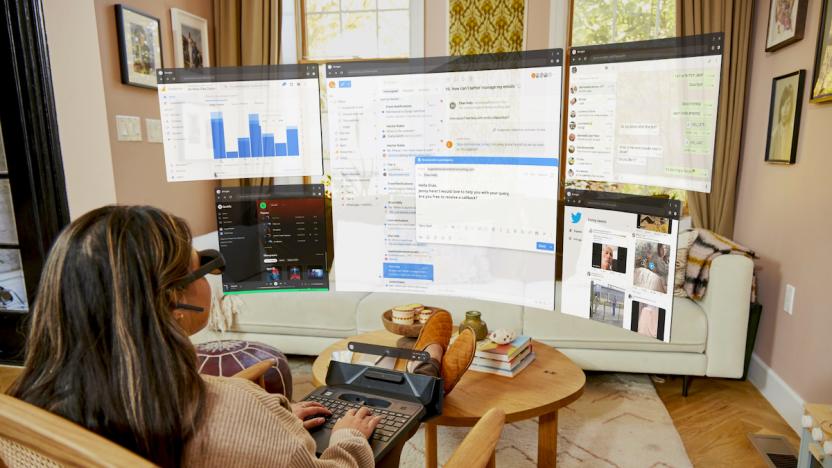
[172,249,225,313]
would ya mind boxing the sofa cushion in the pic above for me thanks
[356,293,524,334]
[524,287,706,353]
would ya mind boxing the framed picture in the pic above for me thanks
[811,0,832,102]
[114,5,162,89]
[765,0,809,52]
[765,70,805,164]
[171,9,210,69]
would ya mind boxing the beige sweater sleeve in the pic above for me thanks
[185,376,374,468]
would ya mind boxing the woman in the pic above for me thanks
[9,206,378,467]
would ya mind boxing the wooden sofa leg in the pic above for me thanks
[682,375,691,397]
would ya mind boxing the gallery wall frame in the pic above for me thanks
[811,0,832,102]
[114,4,163,89]
[765,0,809,52]
[765,70,805,164]
[171,8,210,69]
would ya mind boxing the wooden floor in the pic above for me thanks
[0,365,799,467]
[654,375,800,467]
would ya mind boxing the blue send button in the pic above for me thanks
[536,242,555,251]
[383,263,434,281]
[338,80,352,88]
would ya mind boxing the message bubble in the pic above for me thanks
[617,144,663,159]
[617,155,647,166]
[619,122,660,136]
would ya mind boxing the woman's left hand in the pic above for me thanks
[291,401,332,429]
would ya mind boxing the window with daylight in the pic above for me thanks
[572,0,676,46]
[301,0,416,61]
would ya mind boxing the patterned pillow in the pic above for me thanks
[674,230,697,297]
[196,340,293,399]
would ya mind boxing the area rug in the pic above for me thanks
[288,357,691,468]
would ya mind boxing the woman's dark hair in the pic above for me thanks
[9,205,205,467]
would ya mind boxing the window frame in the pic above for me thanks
[296,0,424,64]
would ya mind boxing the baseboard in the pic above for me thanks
[747,353,804,435]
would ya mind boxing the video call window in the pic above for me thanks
[216,184,328,293]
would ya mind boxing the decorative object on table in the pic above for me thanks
[171,8,210,69]
[195,340,292,399]
[391,303,424,325]
[488,328,517,345]
[813,0,832,102]
[765,70,805,164]
[798,403,832,466]
[471,335,535,377]
[459,310,488,340]
[418,307,435,324]
[765,0,809,52]
[114,5,162,89]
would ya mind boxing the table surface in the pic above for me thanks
[312,330,586,426]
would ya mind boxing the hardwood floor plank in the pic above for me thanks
[654,376,800,467]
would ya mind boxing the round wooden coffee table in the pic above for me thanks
[313,329,585,468]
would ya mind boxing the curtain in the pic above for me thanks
[677,0,754,237]
[449,0,525,55]
[212,0,281,187]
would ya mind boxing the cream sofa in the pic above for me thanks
[192,232,753,380]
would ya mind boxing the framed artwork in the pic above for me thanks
[171,9,210,68]
[114,5,162,89]
[765,0,809,52]
[765,70,805,164]
[811,0,832,102]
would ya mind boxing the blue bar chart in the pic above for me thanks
[210,112,300,159]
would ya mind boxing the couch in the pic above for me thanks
[192,232,753,379]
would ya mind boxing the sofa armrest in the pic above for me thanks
[696,254,753,378]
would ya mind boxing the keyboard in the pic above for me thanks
[302,387,425,460]
[305,394,411,443]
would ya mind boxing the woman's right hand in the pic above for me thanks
[332,406,382,439]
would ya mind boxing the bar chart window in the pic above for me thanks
[157,65,324,182]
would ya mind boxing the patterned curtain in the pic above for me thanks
[449,0,525,55]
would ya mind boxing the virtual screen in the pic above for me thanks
[565,33,723,193]
[157,64,323,182]
[325,50,562,310]
[561,190,681,342]
[216,184,328,293]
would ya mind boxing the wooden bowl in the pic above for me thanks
[382,309,423,337]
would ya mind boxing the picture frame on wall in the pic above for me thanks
[765,70,805,164]
[171,8,210,69]
[811,0,832,102]
[765,0,809,52]
[114,5,163,89]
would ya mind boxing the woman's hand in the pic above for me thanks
[291,401,332,430]
[332,407,383,439]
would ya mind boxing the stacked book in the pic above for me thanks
[470,335,535,377]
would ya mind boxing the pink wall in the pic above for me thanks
[735,0,832,403]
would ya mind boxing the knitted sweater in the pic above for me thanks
[185,376,374,467]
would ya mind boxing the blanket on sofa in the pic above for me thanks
[684,229,757,301]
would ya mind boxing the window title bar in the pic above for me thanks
[157,64,319,84]
[216,184,325,202]
[325,49,563,78]
[565,190,682,219]
[570,33,723,66]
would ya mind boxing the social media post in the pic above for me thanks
[414,157,558,252]
[627,295,672,342]
[632,238,674,295]
[588,280,627,329]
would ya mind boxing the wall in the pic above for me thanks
[43,0,117,218]
[93,0,216,235]
[735,0,832,403]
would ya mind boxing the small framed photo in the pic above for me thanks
[811,0,832,102]
[765,0,809,52]
[171,9,210,68]
[114,5,162,89]
[765,70,805,164]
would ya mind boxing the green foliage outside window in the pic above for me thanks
[572,0,676,46]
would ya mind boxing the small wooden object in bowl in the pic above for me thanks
[382,309,424,338]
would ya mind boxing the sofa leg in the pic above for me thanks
[682,375,691,397]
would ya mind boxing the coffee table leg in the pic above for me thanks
[538,411,558,468]
[425,422,438,468]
